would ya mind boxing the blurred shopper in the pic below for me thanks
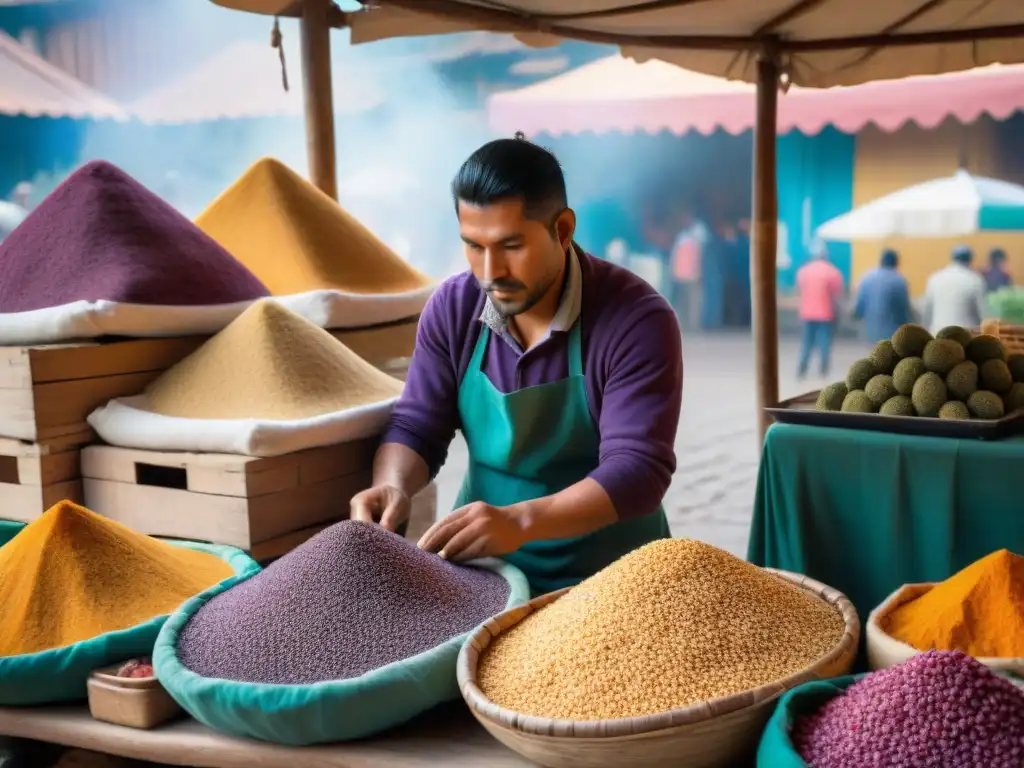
[669,204,709,331]
[795,240,844,378]
[853,249,911,343]
[982,247,1013,292]
[922,245,989,334]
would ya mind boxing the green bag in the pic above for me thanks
[154,557,531,746]
[0,520,23,547]
[0,536,258,706]
[757,675,862,767]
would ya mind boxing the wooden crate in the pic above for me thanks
[981,318,1024,355]
[81,440,376,556]
[0,431,90,522]
[0,317,418,442]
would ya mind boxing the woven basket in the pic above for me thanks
[980,319,1024,355]
[456,568,860,768]
[866,583,1024,675]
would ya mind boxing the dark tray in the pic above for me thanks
[766,390,1024,440]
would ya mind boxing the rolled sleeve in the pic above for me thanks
[589,306,683,520]
[380,288,461,478]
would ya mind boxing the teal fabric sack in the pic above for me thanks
[0,520,24,547]
[0,537,258,706]
[757,674,862,767]
[154,557,530,746]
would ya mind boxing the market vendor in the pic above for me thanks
[351,135,683,594]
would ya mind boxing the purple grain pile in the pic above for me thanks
[794,651,1024,768]
[176,520,510,684]
[0,160,269,313]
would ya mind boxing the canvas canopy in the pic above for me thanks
[304,0,1024,89]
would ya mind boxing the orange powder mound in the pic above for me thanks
[144,299,403,420]
[195,157,433,296]
[0,501,234,657]
[881,549,1024,658]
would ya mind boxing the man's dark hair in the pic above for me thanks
[452,134,567,223]
[990,247,1007,265]
[881,249,898,268]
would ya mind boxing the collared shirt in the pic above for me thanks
[479,244,583,354]
[922,263,989,334]
[854,267,911,343]
[382,249,683,522]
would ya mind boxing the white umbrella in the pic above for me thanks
[0,201,27,233]
[817,169,1024,241]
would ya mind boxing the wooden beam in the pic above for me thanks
[752,47,780,445]
[300,0,338,200]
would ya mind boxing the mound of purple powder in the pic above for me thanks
[794,651,1024,768]
[0,160,269,312]
[176,520,511,684]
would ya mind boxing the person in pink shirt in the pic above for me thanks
[796,240,845,378]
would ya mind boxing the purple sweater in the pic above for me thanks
[382,251,683,520]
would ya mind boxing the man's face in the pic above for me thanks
[458,198,573,318]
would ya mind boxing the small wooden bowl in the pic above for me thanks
[457,568,860,768]
[87,665,183,730]
[866,583,1024,675]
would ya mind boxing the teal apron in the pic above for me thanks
[454,320,671,596]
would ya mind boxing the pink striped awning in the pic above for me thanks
[488,56,1024,137]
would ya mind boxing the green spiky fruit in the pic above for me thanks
[841,390,876,413]
[922,338,965,376]
[1004,382,1024,413]
[945,361,978,402]
[865,375,898,407]
[815,382,848,412]
[967,390,1005,420]
[935,326,973,347]
[892,357,926,396]
[965,334,1007,364]
[868,340,899,375]
[879,395,914,416]
[891,324,933,358]
[980,358,1014,395]
[938,401,970,420]
[911,372,947,417]
[845,359,878,392]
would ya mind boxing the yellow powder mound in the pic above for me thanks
[195,157,432,296]
[0,501,234,656]
[881,549,1024,658]
[145,299,404,420]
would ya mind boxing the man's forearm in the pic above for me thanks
[373,442,431,498]
[510,478,618,542]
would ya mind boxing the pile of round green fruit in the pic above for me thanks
[816,324,1024,420]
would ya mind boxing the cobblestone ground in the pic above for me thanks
[433,332,866,558]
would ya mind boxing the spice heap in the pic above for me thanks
[794,651,1024,767]
[0,160,268,313]
[0,502,233,657]
[880,549,1024,658]
[478,539,845,720]
[195,158,433,296]
[176,520,510,684]
[144,300,403,420]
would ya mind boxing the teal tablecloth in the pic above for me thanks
[747,423,1024,625]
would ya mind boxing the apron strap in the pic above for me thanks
[567,321,583,377]
[469,324,490,374]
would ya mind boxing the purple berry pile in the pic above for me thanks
[794,651,1024,767]
[176,520,511,684]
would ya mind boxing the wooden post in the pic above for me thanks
[300,0,338,200]
[751,48,780,444]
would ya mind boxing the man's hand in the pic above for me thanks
[417,502,528,563]
[350,484,411,532]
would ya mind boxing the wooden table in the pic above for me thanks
[0,703,535,767]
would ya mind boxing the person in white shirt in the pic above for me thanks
[921,245,990,334]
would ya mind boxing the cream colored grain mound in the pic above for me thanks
[478,539,845,721]
[144,300,403,420]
